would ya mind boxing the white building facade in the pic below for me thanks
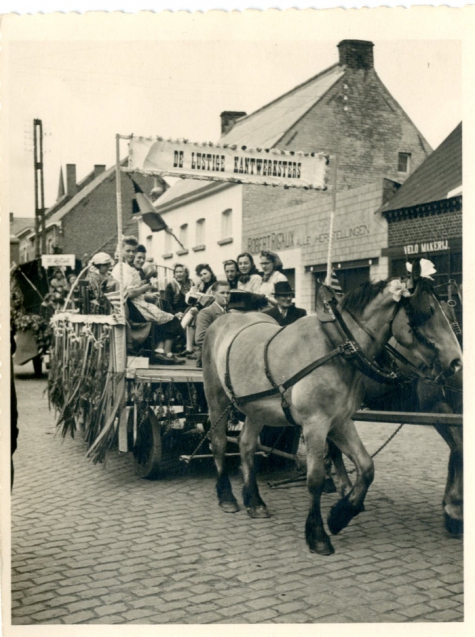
[138,182,243,281]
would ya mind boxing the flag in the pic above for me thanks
[329,268,344,297]
[104,288,128,314]
[127,175,185,250]
[129,176,168,231]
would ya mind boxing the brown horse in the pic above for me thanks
[202,266,462,555]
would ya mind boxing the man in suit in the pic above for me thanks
[195,280,230,368]
[264,280,307,326]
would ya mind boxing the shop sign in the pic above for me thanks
[127,136,328,190]
[41,254,75,268]
[403,240,449,255]
[246,224,370,254]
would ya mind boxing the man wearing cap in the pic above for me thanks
[263,281,307,326]
[86,252,115,313]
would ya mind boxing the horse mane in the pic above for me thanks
[402,277,436,326]
[339,280,388,317]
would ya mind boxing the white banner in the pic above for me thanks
[127,136,328,190]
[41,254,75,268]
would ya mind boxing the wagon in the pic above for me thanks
[47,132,462,483]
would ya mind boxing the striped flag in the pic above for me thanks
[128,175,185,250]
[329,268,344,297]
[104,289,128,314]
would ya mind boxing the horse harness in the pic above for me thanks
[224,288,404,426]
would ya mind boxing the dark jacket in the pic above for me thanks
[263,304,307,327]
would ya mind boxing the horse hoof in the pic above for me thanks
[327,498,356,535]
[323,477,337,494]
[247,506,271,519]
[444,512,463,535]
[309,538,335,556]
[219,500,240,514]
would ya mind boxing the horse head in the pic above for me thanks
[391,259,462,379]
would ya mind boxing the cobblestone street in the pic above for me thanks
[11,364,463,625]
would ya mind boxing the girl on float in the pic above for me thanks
[180,263,217,359]
[258,249,288,306]
[236,252,262,293]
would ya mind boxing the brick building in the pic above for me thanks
[378,122,462,296]
[9,214,35,264]
[43,163,158,263]
[138,40,432,306]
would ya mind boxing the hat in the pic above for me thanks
[91,252,113,266]
[273,281,294,296]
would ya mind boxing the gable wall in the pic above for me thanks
[59,172,154,261]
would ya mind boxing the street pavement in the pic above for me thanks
[10,363,463,625]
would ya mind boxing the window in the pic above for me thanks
[398,152,411,173]
[179,223,188,248]
[221,209,232,239]
[196,218,206,245]
[164,227,173,254]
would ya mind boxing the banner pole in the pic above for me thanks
[115,134,125,321]
[324,155,338,286]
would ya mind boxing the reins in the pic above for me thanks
[222,290,402,423]
[220,278,462,428]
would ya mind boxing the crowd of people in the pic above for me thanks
[67,236,308,367]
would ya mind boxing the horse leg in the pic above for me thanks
[327,420,374,536]
[434,424,463,534]
[208,390,239,514]
[240,415,270,518]
[323,441,337,493]
[304,424,335,555]
[324,439,353,498]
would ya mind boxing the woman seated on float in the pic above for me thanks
[236,252,262,293]
[258,250,288,306]
[180,263,217,358]
[111,236,183,364]
[165,263,193,319]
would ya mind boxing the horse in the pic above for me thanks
[337,297,463,532]
[325,299,463,534]
[202,262,462,555]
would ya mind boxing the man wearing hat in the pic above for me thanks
[263,281,307,326]
[86,252,115,312]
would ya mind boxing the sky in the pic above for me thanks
[5,38,461,216]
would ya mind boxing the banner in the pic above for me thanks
[41,254,75,268]
[127,136,328,190]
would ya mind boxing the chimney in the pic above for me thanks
[10,212,14,222]
[220,111,247,135]
[94,164,106,179]
[66,164,77,196]
[338,40,374,69]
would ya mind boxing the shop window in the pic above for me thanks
[221,209,232,239]
[398,152,411,173]
[196,218,206,245]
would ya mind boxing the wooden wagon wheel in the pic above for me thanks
[132,407,164,479]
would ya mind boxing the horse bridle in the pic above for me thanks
[343,287,442,385]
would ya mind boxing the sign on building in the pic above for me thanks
[127,136,328,190]
[41,254,76,268]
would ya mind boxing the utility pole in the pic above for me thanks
[33,118,46,256]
